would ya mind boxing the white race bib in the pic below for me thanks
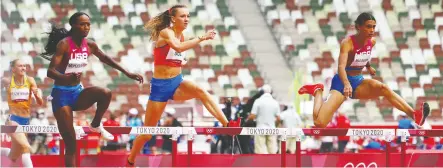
[350,51,371,67]
[11,87,30,101]
[165,48,186,62]
[65,58,88,74]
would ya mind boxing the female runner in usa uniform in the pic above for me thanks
[40,12,143,167]
[298,12,429,128]
[1,59,43,167]
[127,5,229,165]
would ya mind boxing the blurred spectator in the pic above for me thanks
[398,113,415,129]
[30,109,49,154]
[247,84,280,154]
[126,108,143,149]
[279,105,302,154]
[76,112,89,126]
[364,137,382,150]
[319,121,335,153]
[241,90,264,127]
[30,109,49,125]
[396,113,415,144]
[102,113,121,151]
[217,98,236,154]
[210,121,222,153]
[237,90,264,154]
[161,107,182,154]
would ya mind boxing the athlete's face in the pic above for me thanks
[171,8,190,30]
[73,15,91,37]
[357,20,376,38]
[11,60,26,76]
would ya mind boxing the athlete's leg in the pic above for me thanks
[311,90,346,128]
[172,80,229,126]
[6,121,32,167]
[53,106,76,167]
[9,133,33,167]
[127,100,167,164]
[353,79,430,125]
[354,79,414,118]
[4,119,33,167]
[73,86,112,127]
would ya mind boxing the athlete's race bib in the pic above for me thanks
[350,48,372,67]
[166,48,186,62]
[11,87,30,102]
[65,53,88,74]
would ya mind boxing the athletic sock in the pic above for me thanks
[0,148,11,156]
[21,153,33,167]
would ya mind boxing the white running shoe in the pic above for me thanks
[89,123,114,141]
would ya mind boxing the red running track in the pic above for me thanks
[2,152,443,167]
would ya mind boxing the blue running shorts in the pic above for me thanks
[50,84,83,111]
[330,74,364,98]
[149,74,183,102]
[8,114,30,125]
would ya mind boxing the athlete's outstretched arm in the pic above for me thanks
[47,40,79,82]
[88,41,143,84]
[338,39,353,97]
[160,29,215,53]
[28,77,44,105]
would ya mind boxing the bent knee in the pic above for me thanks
[379,83,391,93]
[314,118,329,128]
[195,87,208,98]
[102,88,112,97]
[16,143,32,154]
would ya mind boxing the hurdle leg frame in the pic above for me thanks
[401,135,407,167]
[187,130,194,167]
[295,135,301,168]
[385,137,392,167]
[59,140,64,166]
[280,134,286,167]
[171,133,180,167]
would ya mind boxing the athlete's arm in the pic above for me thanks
[1,77,9,90]
[28,77,43,105]
[47,40,76,81]
[159,28,214,53]
[89,40,143,84]
[338,38,353,97]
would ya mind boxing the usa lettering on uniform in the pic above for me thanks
[70,53,88,60]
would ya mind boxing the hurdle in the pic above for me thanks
[1,125,443,167]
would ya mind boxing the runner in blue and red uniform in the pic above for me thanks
[126,5,230,166]
[298,12,429,128]
[40,12,143,167]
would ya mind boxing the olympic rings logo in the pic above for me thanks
[313,130,320,135]
[206,128,214,134]
[418,131,425,135]
[344,162,377,168]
